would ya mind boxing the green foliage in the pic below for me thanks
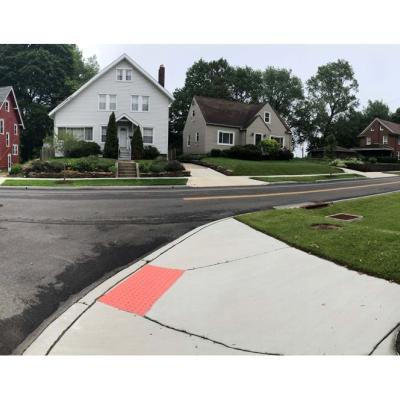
[149,161,166,173]
[0,44,99,161]
[227,145,263,160]
[103,112,118,159]
[324,133,337,159]
[142,145,160,160]
[131,125,144,160]
[9,164,23,175]
[261,138,280,156]
[165,160,185,172]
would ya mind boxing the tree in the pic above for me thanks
[131,125,144,160]
[390,107,400,124]
[260,67,304,120]
[103,112,118,159]
[324,133,337,159]
[330,109,365,148]
[305,59,359,141]
[0,44,99,160]
[363,100,390,121]
[229,66,263,103]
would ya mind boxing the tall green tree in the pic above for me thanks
[304,59,359,146]
[131,125,144,160]
[229,66,263,103]
[0,44,99,160]
[103,112,118,159]
[260,67,304,120]
[390,107,400,123]
[363,100,390,121]
[324,133,337,159]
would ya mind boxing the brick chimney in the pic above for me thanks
[158,64,165,87]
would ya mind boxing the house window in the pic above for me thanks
[264,112,271,123]
[192,109,195,117]
[142,96,149,112]
[98,94,117,111]
[4,101,9,112]
[143,127,154,144]
[380,125,384,131]
[218,130,234,145]
[187,134,191,147]
[195,132,199,143]
[366,137,371,145]
[131,95,149,112]
[14,124,18,135]
[398,151,400,160]
[0,119,4,134]
[116,68,132,81]
[371,127,374,132]
[383,134,388,145]
[270,136,284,148]
[58,127,93,141]
[6,132,10,147]
[116,69,124,81]
[101,126,107,142]
[12,144,18,155]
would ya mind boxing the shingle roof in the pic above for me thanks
[0,86,12,105]
[194,96,266,128]
[359,117,400,137]
[310,146,357,153]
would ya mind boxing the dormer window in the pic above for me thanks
[0,119,4,134]
[14,124,18,135]
[371,127,374,132]
[380,125,384,131]
[4,100,9,112]
[264,112,271,123]
[116,68,133,81]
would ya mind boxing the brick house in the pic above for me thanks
[355,118,400,159]
[0,86,24,171]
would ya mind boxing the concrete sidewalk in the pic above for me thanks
[24,218,400,355]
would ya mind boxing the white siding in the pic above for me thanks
[53,60,171,154]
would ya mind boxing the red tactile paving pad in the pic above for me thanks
[98,265,184,316]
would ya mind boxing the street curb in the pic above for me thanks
[22,217,231,355]
[0,184,188,191]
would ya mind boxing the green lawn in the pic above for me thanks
[252,173,363,183]
[236,193,400,283]
[1,178,187,187]
[202,157,342,176]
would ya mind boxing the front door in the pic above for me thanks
[254,133,263,145]
[118,126,128,148]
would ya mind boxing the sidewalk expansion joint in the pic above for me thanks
[186,246,289,271]
[368,321,400,355]
[143,315,282,356]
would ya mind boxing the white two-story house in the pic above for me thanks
[49,54,174,159]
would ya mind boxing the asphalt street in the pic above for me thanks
[1,176,400,354]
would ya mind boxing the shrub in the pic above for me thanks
[260,139,280,158]
[64,140,101,158]
[226,145,262,160]
[276,148,294,160]
[73,158,94,172]
[330,159,347,168]
[376,156,399,163]
[368,157,377,164]
[177,154,204,162]
[142,145,160,160]
[139,162,150,173]
[149,162,166,173]
[103,112,118,159]
[209,149,222,157]
[131,125,144,160]
[165,160,184,172]
[9,164,23,175]
[47,160,64,172]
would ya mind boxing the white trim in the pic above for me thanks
[131,95,150,112]
[270,135,284,147]
[101,125,108,143]
[14,123,18,135]
[143,126,154,145]
[187,134,191,147]
[12,144,18,156]
[7,153,12,172]
[0,119,4,134]
[217,130,235,146]
[254,132,263,145]
[0,87,25,128]
[98,94,117,111]
[57,126,94,141]
[115,113,140,126]
[366,136,371,145]
[195,132,199,143]
[4,100,9,112]
[264,111,271,124]
[383,134,388,145]
[49,53,174,117]
[5,132,10,147]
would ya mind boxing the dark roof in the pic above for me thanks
[194,96,272,129]
[352,144,393,151]
[0,86,12,105]
[359,117,400,137]
[310,146,356,153]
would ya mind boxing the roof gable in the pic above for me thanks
[359,117,400,137]
[0,86,25,128]
[49,54,174,117]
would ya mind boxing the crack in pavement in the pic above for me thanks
[143,315,282,355]
[185,246,289,271]
[368,321,400,355]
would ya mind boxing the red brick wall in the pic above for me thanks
[0,92,21,170]
[360,120,400,154]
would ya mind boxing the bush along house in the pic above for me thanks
[355,117,400,160]
[0,87,24,172]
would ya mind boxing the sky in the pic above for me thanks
[79,44,400,111]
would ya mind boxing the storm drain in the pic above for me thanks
[327,213,363,222]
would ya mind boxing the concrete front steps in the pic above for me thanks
[117,161,137,178]
[119,148,131,161]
